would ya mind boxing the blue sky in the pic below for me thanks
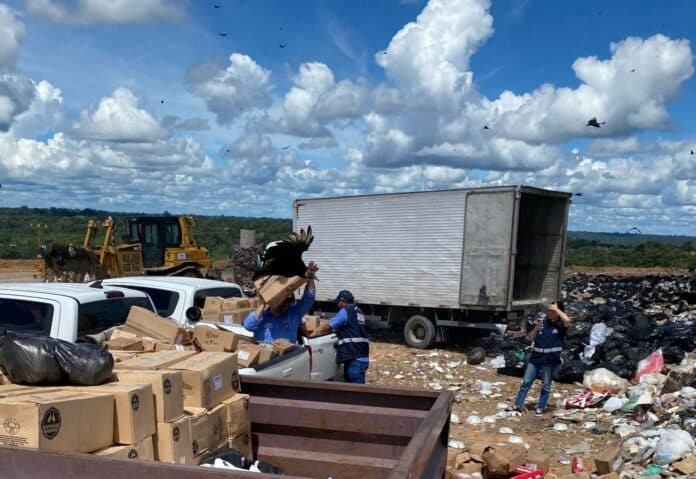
[0,0,695,235]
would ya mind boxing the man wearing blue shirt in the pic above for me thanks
[243,262,318,343]
[314,290,369,384]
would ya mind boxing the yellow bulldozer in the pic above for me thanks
[36,215,218,281]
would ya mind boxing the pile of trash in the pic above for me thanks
[218,245,260,289]
[488,273,696,383]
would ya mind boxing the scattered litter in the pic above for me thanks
[553,423,569,432]
[393,374,404,379]
[490,355,505,368]
[583,421,597,429]
[654,429,695,464]
[466,415,481,425]
[565,443,590,454]
[448,440,465,449]
[483,416,497,424]
[558,457,571,465]
[508,435,524,444]
[602,396,628,412]
[450,414,461,425]
[499,427,514,434]
[428,382,443,391]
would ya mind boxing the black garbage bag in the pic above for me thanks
[603,360,635,380]
[0,332,62,384]
[202,448,253,470]
[496,366,526,378]
[54,340,114,386]
[467,347,487,365]
[661,343,686,364]
[252,460,285,474]
[627,325,662,342]
[0,332,113,386]
[555,360,589,383]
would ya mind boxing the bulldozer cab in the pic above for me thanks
[126,217,182,268]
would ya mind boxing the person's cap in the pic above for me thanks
[332,290,354,303]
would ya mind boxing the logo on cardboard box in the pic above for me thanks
[128,449,139,459]
[3,418,20,435]
[131,394,140,411]
[41,407,61,440]
[173,426,180,442]
[164,379,172,395]
[192,439,199,456]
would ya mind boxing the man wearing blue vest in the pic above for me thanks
[314,290,370,384]
[509,302,571,415]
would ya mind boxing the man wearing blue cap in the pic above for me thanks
[314,290,370,384]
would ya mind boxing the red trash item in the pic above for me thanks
[571,456,584,473]
[633,349,664,383]
[511,468,544,479]
[564,390,609,409]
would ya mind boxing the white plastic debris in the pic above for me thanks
[381,370,391,376]
[448,440,466,449]
[447,361,460,368]
[655,429,695,464]
[602,396,628,412]
[490,355,505,368]
[553,423,569,432]
[447,386,461,392]
[552,393,562,399]
[429,362,445,374]
[428,352,439,357]
[445,374,454,380]
[583,421,597,429]
[201,458,246,471]
[614,424,638,438]
[496,402,509,410]
[466,415,482,425]
[393,374,404,380]
[499,427,514,434]
[450,414,461,424]
[508,435,525,444]
[429,382,443,391]
[475,380,492,394]
[483,416,497,424]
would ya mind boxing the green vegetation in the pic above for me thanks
[1,207,693,267]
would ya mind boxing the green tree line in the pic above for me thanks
[1,206,693,267]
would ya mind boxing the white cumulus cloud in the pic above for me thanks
[25,0,186,24]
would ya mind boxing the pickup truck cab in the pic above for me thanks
[0,283,155,343]
[100,276,340,381]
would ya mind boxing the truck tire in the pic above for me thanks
[404,315,436,349]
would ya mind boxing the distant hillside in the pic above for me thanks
[0,206,693,267]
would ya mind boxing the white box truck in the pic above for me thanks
[293,185,572,348]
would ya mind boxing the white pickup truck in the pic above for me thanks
[100,276,340,381]
[0,283,156,342]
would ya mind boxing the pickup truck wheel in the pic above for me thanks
[404,315,436,349]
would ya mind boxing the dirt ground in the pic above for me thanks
[365,329,617,476]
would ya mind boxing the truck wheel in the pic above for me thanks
[404,315,436,349]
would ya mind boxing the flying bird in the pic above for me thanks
[691,150,694,155]
[219,33,229,37]
[631,68,636,72]
[483,125,490,130]
[281,145,291,150]
[627,227,642,234]
[160,100,164,104]
[253,227,315,280]
[279,42,287,49]
[574,192,583,196]
[586,117,606,128]
[213,4,221,8]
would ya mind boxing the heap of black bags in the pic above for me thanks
[492,273,696,383]
[0,332,114,386]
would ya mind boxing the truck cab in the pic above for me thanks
[0,283,155,343]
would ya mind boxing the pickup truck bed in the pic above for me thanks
[0,377,452,479]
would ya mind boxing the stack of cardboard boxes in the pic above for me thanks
[0,349,252,466]
[201,297,257,326]
[107,306,196,353]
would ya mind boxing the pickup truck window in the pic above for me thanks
[77,297,153,337]
[108,285,180,317]
[193,287,242,308]
[0,298,53,336]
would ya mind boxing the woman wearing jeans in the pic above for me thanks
[509,302,571,415]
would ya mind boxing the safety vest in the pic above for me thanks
[335,304,369,364]
[530,319,566,365]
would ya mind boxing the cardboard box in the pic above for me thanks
[0,391,113,453]
[674,456,696,475]
[228,431,253,460]
[153,342,197,352]
[194,324,239,352]
[598,473,620,479]
[169,352,238,409]
[447,447,460,468]
[203,296,224,312]
[272,339,295,355]
[445,467,481,479]
[222,393,251,437]
[222,298,252,310]
[123,306,187,344]
[110,329,139,341]
[207,403,229,452]
[115,350,197,370]
[93,435,155,460]
[114,370,184,423]
[217,308,252,326]
[254,275,308,309]
[105,337,144,352]
[110,351,138,363]
[238,343,261,368]
[594,445,622,475]
[155,415,192,464]
[258,343,275,363]
[186,407,210,458]
[304,315,321,334]
[524,452,550,473]
[76,383,155,445]
[469,441,526,475]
